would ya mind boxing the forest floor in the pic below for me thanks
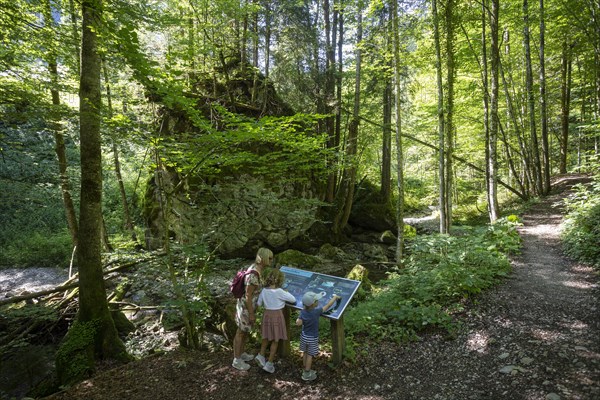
[42,174,599,400]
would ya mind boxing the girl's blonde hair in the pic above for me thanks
[255,247,274,266]
[264,269,285,288]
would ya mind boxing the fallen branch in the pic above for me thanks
[0,281,80,307]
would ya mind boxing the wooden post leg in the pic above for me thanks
[330,316,345,366]
[279,306,291,358]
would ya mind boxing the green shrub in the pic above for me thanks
[345,218,518,342]
[0,230,72,267]
[561,176,600,268]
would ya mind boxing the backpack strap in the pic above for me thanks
[245,268,260,284]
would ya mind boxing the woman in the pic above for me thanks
[232,247,274,370]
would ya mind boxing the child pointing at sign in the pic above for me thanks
[295,291,341,381]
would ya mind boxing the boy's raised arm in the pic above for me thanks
[321,294,341,312]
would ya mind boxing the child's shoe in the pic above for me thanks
[301,369,317,381]
[263,361,275,373]
[255,353,266,367]
[240,352,254,361]
[232,358,250,371]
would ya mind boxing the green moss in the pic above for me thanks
[277,249,321,270]
[55,320,99,387]
[110,310,135,336]
[403,224,417,239]
[346,264,373,300]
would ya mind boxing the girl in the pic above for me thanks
[255,269,296,373]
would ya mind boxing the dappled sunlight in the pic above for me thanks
[466,330,490,353]
[519,223,561,238]
[530,328,564,343]
[562,280,595,290]
[559,320,588,330]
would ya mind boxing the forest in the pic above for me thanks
[0,0,599,398]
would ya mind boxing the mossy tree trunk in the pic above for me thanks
[57,0,127,386]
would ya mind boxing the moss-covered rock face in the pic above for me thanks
[317,243,348,261]
[276,249,322,270]
[346,264,373,301]
[144,175,325,258]
[142,62,330,257]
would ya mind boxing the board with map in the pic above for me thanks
[279,266,361,320]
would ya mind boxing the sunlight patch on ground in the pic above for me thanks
[561,280,595,290]
[559,320,588,330]
[466,331,490,353]
[521,224,560,238]
[530,328,563,343]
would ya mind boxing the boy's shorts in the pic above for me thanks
[299,332,319,356]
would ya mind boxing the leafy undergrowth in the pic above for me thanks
[561,172,600,269]
[344,216,520,344]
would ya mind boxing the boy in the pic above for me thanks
[295,291,341,381]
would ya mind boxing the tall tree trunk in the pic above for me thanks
[594,2,600,162]
[43,0,79,248]
[188,16,196,85]
[432,0,446,234]
[240,0,248,69]
[381,77,393,202]
[523,0,543,195]
[538,0,550,193]
[489,0,500,221]
[333,0,362,237]
[501,56,535,196]
[380,6,392,202]
[251,0,259,102]
[559,39,573,173]
[482,0,501,218]
[390,0,404,261]
[335,3,344,161]
[60,0,127,384]
[444,0,456,232]
[69,0,80,76]
[264,1,271,79]
[500,43,531,198]
[261,1,271,114]
[102,59,137,243]
[324,0,337,203]
[481,0,490,212]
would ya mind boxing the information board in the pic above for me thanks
[279,266,361,320]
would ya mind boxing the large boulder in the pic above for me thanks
[142,62,330,256]
[144,174,325,257]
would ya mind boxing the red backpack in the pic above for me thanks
[230,269,259,298]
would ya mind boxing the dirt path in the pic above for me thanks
[44,175,599,400]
